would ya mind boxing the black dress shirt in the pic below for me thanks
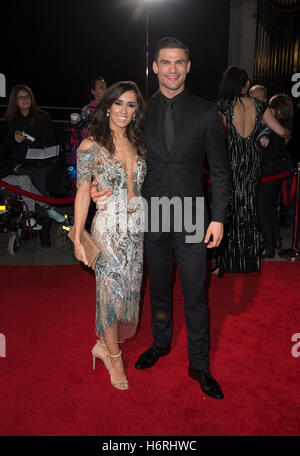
[158,89,187,153]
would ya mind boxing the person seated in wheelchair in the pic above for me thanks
[2,86,64,224]
[0,132,63,230]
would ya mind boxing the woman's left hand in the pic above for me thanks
[74,241,88,266]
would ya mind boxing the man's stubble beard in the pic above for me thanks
[159,77,186,96]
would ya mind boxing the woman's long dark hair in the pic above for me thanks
[219,66,250,101]
[87,81,146,157]
[4,84,44,126]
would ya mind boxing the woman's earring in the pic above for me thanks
[106,111,110,117]
[132,113,136,122]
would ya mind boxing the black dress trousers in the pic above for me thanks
[144,232,209,371]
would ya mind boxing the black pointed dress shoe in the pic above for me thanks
[188,368,224,400]
[135,344,171,369]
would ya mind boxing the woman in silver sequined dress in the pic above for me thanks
[73,81,146,390]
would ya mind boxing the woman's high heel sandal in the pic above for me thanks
[91,340,109,371]
[107,350,129,391]
[212,266,219,275]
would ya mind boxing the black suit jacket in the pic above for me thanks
[141,89,229,240]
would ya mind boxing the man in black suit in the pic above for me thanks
[136,37,229,400]
[91,37,229,399]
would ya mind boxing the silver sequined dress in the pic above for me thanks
[77,144,147,342]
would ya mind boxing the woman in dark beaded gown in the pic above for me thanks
[215,67,291,275]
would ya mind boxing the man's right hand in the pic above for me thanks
[90,181,112,210]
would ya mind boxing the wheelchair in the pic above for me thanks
[54,212,73,251]
[54,202,95,252]
[0,188,36,255]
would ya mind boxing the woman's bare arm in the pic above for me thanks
[74,181,91,240]
[263,107,291,140]
[73,180,91,265]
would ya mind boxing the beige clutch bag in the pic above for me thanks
[68,226,101,270]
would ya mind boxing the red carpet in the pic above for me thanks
[0,262,299,436]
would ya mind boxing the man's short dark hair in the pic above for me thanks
[154,37,190,62]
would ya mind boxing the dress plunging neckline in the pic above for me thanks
[95,143,139,182]
[96,144,141,204]
[111,154,140,184]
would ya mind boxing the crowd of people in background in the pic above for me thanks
[0,76,108,245]
[215,67,293,276]
[0,85,65,240]
[0,68,296,255]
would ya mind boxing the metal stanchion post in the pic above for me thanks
[145,4,149,99]
[279,162,300,261]
[288,162,300,261]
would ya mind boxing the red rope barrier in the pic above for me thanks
[0,179,75,205]
[203,170,292,184]
[260,170,291,182]
[0,169,295,206]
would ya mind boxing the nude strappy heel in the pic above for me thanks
[107,350,129,391]
[91,340,109,371]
